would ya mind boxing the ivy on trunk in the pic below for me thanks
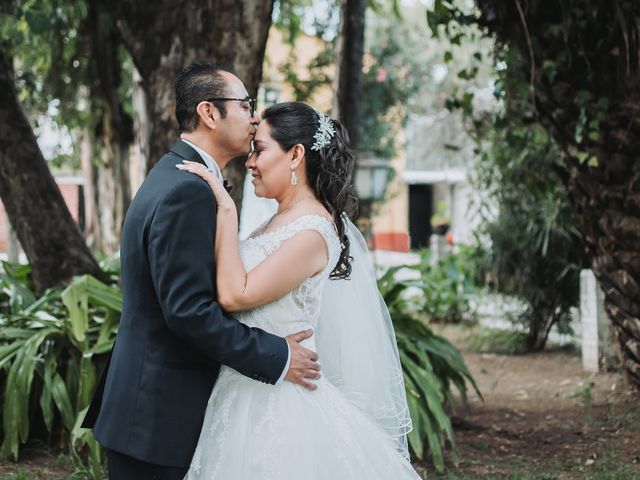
[472,0,640,387]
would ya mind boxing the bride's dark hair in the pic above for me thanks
[262,102,358,280]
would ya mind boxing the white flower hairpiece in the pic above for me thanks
[310,109,336,151]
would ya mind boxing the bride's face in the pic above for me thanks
[246,121,299,199]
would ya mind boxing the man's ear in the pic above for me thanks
[196,101,217,130]
[290,144,306,170]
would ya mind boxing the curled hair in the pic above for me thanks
[174,62,235,132]
[262,102,358,279]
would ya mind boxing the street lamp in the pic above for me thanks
[354,155,392,257]
[355,156,392,202]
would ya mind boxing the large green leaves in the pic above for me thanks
[61,274,122,343]
[0,268,120,461]
[379,266,480,472]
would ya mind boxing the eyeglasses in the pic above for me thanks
[206,97,257,116]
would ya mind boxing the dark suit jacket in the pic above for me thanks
[82,141,288,467]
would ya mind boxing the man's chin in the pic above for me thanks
[229,150,252,162]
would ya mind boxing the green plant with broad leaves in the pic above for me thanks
[417,248,477,324]
[0,256,480,474]
[377,266,481,472]
[0,261,120,474]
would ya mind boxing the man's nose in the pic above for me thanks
[250,112,260,126]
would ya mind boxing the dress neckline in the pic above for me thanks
[248,213,335,240]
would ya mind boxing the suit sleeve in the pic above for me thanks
[147,180,288,384]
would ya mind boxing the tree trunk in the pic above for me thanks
[0,48,103,293]
[86,0,134,254]
[476,0,640,388]
[526,307,558,352]
[107,0,275,211]
[79,127,100,249]
[131,65,150,193]
[332,0,366,150]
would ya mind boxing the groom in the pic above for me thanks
[82,62,321,479]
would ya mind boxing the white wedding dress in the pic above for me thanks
[185,214,421,479]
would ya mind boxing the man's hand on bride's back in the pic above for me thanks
[285,329,321,391]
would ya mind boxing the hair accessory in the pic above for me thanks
[310,109,336,151]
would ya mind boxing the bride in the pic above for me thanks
[177,101,421,479]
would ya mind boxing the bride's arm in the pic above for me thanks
[216,209,328,312]
[177,161,328,312]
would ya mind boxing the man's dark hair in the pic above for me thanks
[174,62,235,132]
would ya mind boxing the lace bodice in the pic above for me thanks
[235,214,341,337]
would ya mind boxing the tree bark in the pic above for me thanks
[0,48,104,293]
[79,127,100,249]
[86,0,134,254]
[107,0,275,211]
[332,0,366,150]
[476,0,640,387]
[131,65,150,194]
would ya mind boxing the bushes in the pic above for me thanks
[0,257,480,473]
[378,266,481,471]
[417,247,478,324]
[0,262,119,472]
[471,116,585,351]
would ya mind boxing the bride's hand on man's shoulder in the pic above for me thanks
[176,160,235,212]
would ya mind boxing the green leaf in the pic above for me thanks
[576,151,589,164]
[39,352,57,433]
[52,373,75,431]
[62,276,90,342]
[0,342,22,370]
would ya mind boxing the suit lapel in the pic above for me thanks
[169,140,207,166]
[169,140,232,191]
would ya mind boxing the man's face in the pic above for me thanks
[214,72,259,158]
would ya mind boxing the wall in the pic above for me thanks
[0,179,82,253]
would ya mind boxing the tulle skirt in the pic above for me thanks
[185,366,422,479]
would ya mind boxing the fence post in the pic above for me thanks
[580,269,613,372]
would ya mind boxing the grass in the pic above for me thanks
[569,381,593,407]
[465,326,531,355]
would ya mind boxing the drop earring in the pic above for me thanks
[290,168,298,186]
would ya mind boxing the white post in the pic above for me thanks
[580,269,615,372]
[580,269,599,372]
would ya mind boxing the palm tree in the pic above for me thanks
[476,0,640,387]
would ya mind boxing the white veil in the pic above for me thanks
[316,216,412,459]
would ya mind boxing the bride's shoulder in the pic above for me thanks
[289,208,335,232]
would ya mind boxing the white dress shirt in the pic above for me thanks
[180,139,291,384]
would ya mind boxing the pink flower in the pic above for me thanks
[376,68,388,82]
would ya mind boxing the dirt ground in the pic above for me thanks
[1,325,639,480]
[414,325,640,479]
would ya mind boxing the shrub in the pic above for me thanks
[417,247,477,324]
[0,261,119,472]
[378,266,481,471]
